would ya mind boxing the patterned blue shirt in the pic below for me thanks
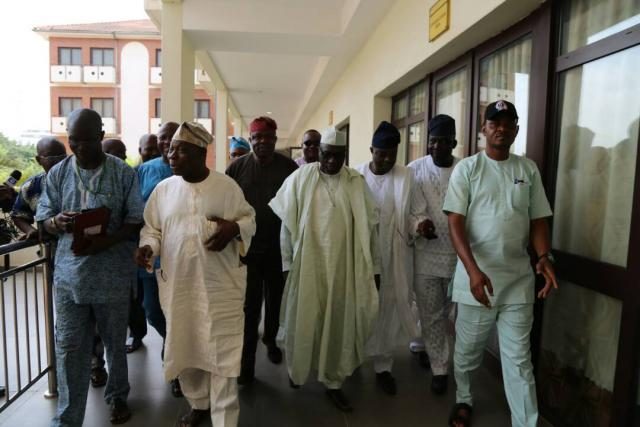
[11,172,46,224]
[35,155,144,304]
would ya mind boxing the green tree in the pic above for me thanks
[0,132,41,184]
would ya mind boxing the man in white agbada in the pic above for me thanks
[135,122,256,427]
[408,114,460,395]
[354,121,417,396]
[268,127,379,412]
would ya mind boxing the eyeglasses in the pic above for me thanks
[37,154,67,161]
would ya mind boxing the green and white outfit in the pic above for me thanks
[443,151,552,427]
[269,163,379,389]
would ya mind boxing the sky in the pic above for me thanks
[0,0,148,142]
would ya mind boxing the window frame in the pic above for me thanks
[90,48,115,66]
[193,99,210,119]
[90,98,115,119]
[58,47,82,66]
[392,77,430,164]
[58,97,82,117]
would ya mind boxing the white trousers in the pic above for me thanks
[414,274,452,375]
[454,303,538,427]
[179,368,239,427]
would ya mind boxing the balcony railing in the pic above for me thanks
[195,118,212,133]
[50,65,82,83]
[150,67,162,85]
[102,118,116,135]
[83,66,116,84]
[51,117,67,134]
[150,118,162,133]
[0,239,57,412]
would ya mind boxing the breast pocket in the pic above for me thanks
[510,182,531,213]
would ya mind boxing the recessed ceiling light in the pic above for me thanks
[266,111,272,114]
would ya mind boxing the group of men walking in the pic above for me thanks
[11,97,557,427]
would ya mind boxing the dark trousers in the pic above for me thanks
[241,251,285,369]
[141,275,166,339]
[129,280,147,340]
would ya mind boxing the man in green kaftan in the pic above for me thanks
[268,127,379,412]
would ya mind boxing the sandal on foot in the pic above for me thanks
[177,408,209,427]
[448,402,473,427]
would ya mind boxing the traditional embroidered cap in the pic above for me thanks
[320,127,347,147]
[428,114,456,137]
[372,121,401,148]
[485,99,519,121]
[172,121,213,148]
[249,116,278,133]
[229,136,250,151]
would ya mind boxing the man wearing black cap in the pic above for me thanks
[443,100,557,427]
[355,121,417,396]
[407,114,460,395]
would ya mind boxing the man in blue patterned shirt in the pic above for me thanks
[11,137,67,240]
[36,109,144,426]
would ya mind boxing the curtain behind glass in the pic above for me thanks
[552,45,640,267]
[477,36,532,155]
[562,0,640,54]
[436,67,468,158]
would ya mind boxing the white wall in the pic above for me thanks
[300,0,542,166]
[120,42,150,160]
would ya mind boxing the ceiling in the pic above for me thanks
[147,0,396,145]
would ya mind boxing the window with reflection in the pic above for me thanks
[552,45,640,267]
[561,0,640,54]
[407,121,425,163]
[435,67,468,158]
[477,36,532,155]
[538,281,622,427]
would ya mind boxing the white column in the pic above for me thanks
[215,88,228,172]
[161,0,194,123]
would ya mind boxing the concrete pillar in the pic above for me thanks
[161,0,194,123]
[215,88,228,172]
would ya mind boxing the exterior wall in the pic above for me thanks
[299,0,541,166]
[47,34,215,165]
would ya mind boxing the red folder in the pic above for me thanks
[71,207,111,253]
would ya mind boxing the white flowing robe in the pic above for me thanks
[139,173,256,381]
[355,163,418,357]
[268,163,379,387]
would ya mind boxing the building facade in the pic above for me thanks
[33,20,217,165]
[148,0,640,425]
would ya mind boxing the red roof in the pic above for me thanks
[33,20,159,36]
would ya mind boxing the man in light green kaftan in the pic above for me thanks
[268,127,379,412]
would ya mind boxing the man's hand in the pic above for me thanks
[18,228,38,241]
[374,274,381,291]
[73,235,115,256]
[205,216,240,252]
[135,245,154,269]
[469,269,493,308]
[536,257,558,299]
[417,219,438,240]
[54,211,79,233]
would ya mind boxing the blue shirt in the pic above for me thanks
[11,172,46,224]
[137,156,172,276]
[35,155,144,304]
[137,157,172,203]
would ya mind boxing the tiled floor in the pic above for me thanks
[0,326,549,427]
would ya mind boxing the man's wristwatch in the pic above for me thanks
[538,252,555,264]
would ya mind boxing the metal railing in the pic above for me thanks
[0,239,57,412]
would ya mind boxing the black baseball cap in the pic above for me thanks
[485,100,519,121]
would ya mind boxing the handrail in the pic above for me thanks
[0,238,57,412]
